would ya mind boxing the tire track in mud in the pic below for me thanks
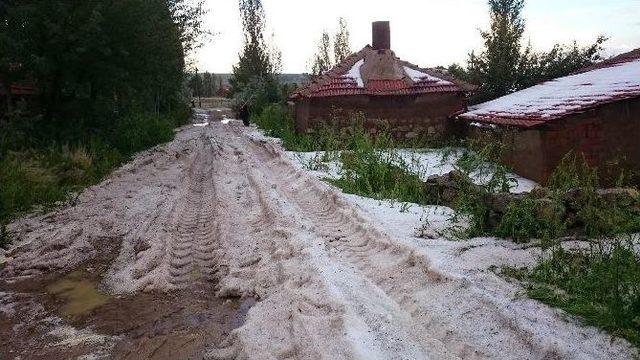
[103,134,226,293]
[227,125,575,359]
[205,137,356,360]
[219,126,458,359]
[167,146,220,288]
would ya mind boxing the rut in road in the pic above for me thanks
[217,124,589,359]
[2,121,634,360]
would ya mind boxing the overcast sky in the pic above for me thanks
[193,0,640,73]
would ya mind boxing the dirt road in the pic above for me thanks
[0,113,635,359]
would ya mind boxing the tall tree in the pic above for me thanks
[310,31,333,77]
[467,0,526,102]
[333,17,351,64]
[230,0,278,95]
[0,0,205,140]
[464,0,606,103]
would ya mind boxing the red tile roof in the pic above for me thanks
[459,48,640,128]
[291,46,475,99]
[0,83,38,96]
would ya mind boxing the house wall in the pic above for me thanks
[468,97,640,185]
[293,93,466,141]
[540,97,640,184]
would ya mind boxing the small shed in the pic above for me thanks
[0,82,38,115]
[458,49,640,184]
[289,21,475,141]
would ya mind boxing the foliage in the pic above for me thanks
[0,112,183,223]
[188,72,221,98]
[458,0,606,103]
[547,152,599,192]
[233,76,285,117]
[466,0,527,102]
[231,0,281,96]
[0,223,11,249]
[551,154,640,238]
[167,0,208,56]
[0,0,203,140]
[508,236,640,346]
[308,18,352,77]
[455,132,515,193]
[0,0,200,222]
[333,17,352,64]
[518,36,607,90]
[445,132,517,237]
[251,103,339,152]
[495,197,565,242]
[310,31,333,77]
[332,128,431,205]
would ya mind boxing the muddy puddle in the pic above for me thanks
[46,270,110,318]
[2,270,256,359]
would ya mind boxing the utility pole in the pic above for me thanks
[195,67,202,108]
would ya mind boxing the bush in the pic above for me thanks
[110,113,175,156]
[495,197,565,242]
[252,104,342,152]
[0,111,183,223]
[0,150,69,221]
[233,76,284,117]
[330,127,432,205]
[525,237,640,346]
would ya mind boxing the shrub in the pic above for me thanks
[0,223,11,249]
[525,237,640,346]
[331,127,432,205]
[0,111,182,223]
[252,104,344,152]
[110,113,175,156]
[495,197,565,242]
[547,152,599,192]
[233,76,284,117]
[0,151,67,221]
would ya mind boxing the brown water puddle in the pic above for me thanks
[3,270,255,359]
[46,270,110,318]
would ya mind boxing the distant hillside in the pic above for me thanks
[216,73,310,87]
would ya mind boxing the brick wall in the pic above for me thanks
[468,97,640,185]
[541,97,640,184]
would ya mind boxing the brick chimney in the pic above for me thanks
[372,21,390,50]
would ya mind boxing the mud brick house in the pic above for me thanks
[289,21,475,141]
[458,49,640,185]
[0,82,38,116]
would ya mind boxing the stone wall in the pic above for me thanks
[425,170,640,233]
[293,93,467,141]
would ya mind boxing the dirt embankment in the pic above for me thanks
[0,115,635,359]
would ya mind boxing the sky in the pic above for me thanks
[194,0,640,74]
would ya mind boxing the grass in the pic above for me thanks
[494,197,566,242]
[253,104,436,204]
[330,129,432,205]
[501,237,640,347]
[0,111,187,245]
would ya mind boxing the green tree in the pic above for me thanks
[467,0,527,102]
[310,31,333,77]
[0,0,205,141]
[333,17,351,64]
[230,0,279,95]
[464,0,606,103]
[518,37,607,89]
